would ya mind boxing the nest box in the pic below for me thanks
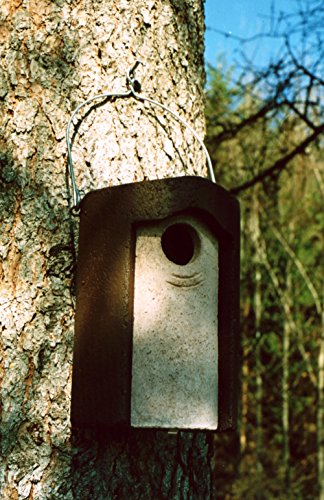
[71,176,240,432]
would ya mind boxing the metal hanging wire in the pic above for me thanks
[66,60,216,210]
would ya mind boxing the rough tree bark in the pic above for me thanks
[0,0,216,498]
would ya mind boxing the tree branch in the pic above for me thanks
[256,234,317,387]
[208,100,277,143]
[283,96,318,131]
[230,123,324,194]
[268,221,322,315]
[285,37,324,86]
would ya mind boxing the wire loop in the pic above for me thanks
[66,60,215,210]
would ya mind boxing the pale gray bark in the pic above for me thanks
[0,1,216,498]
[282,269,291,489]
[250,194,263,493]
[318,302,324,500]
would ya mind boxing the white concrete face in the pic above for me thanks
[131,214,219,429]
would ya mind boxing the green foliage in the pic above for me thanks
[205,56,323,499]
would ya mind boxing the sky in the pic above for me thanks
[204,0,295,70]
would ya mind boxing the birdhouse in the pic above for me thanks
[71,176,240,432]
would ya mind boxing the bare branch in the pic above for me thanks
[282,96,318,131]
[268,221,322,315]
[208,100,277,143]
[285,37,324,86]
[255,234,317,387]
[205,26,282,44]
[230,123,324,194]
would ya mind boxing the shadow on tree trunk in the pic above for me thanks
[70,427,217,499]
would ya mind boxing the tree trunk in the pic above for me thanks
[318,301,324,500]
[0,1,216,497]
[282,269,291,490]
[250,193,263,495]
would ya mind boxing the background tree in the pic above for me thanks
[205,0,323,497]
[0,1,218,497]
[206,0,323,194]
